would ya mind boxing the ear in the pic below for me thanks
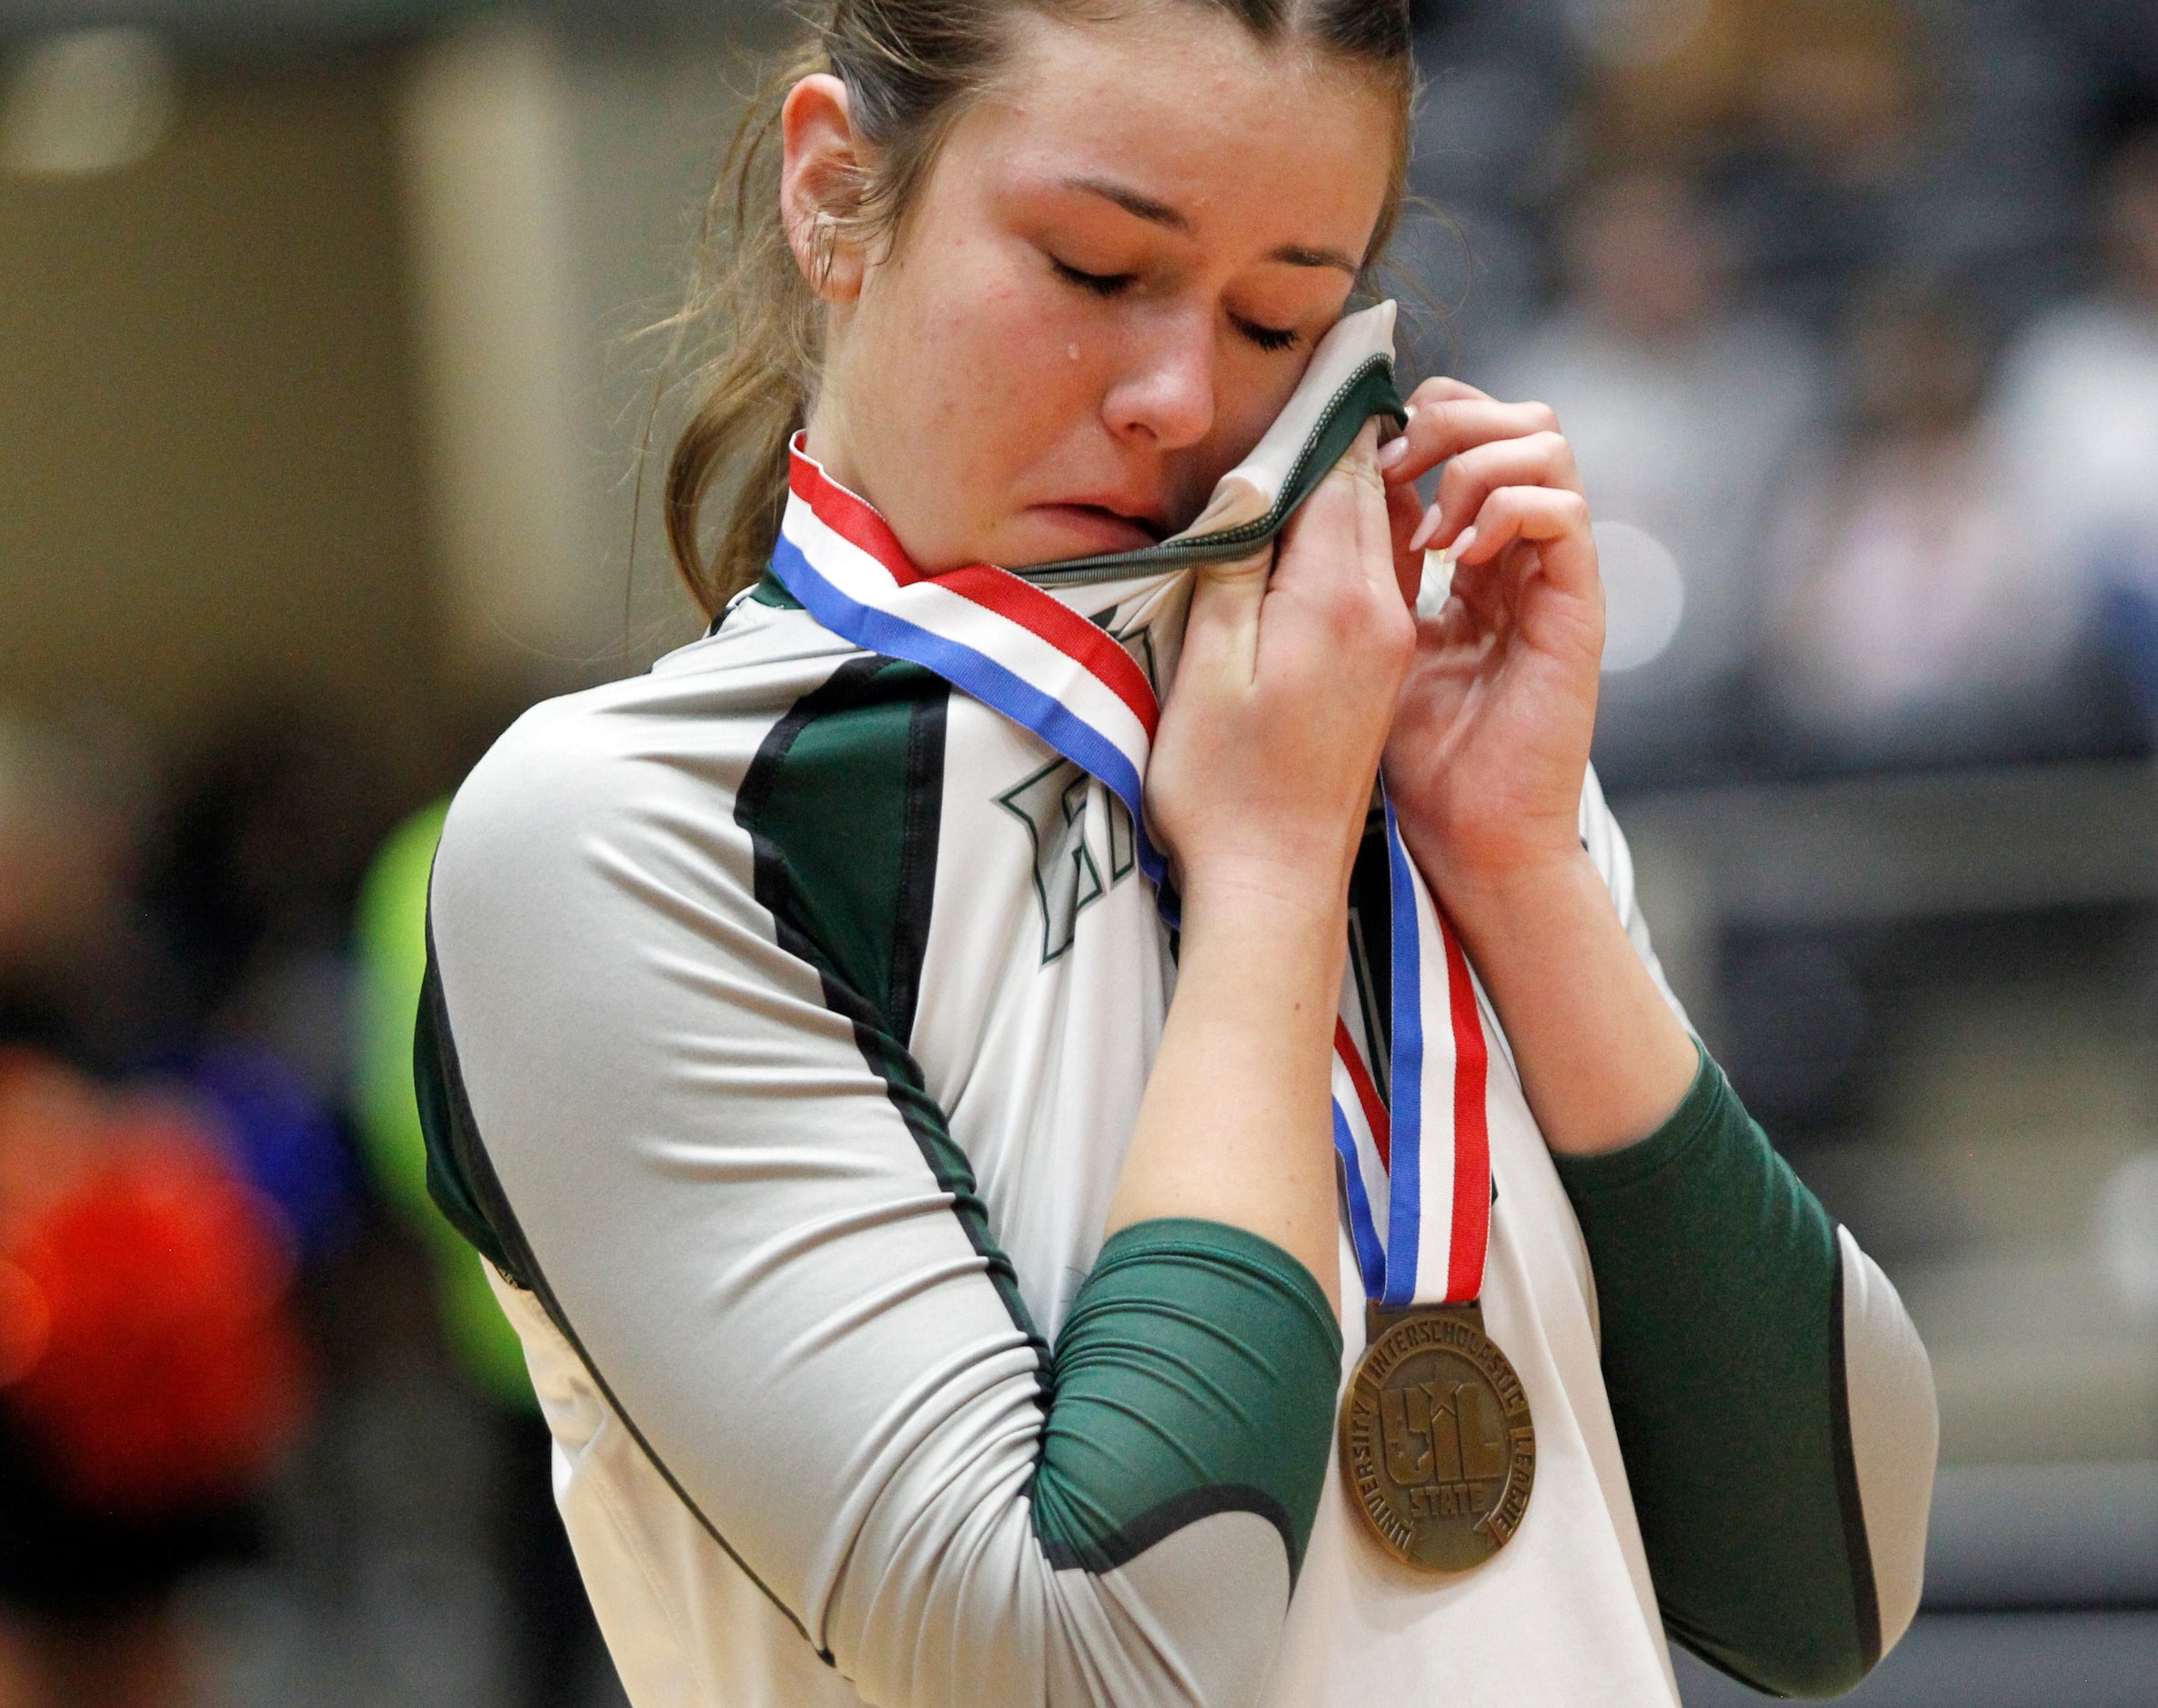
[781,74,870,304]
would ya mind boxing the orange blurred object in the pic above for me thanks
[0,1052,308,1517]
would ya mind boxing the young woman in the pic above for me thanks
[418,3,1938,1704]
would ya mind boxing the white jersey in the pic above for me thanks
[421,546,1936,1707]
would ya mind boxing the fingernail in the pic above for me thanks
[1409,505,1443,553]
[1439,525,1479,565]
[1378,436,1410,471]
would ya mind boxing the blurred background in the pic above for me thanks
[0,0,2154,1703]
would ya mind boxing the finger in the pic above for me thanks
[1450,485,1598,602]
[1406,376,1495,409]
[1386,478,1425,608]
[1276,421,1387,602]
[1409,431,1582,555]
[1377,375,1495,464]
[1179,543,1275,688]
[1340,422,1401,606]
[1273,423,1414,662]
[1378,393,1566,487]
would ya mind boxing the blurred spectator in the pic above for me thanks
[1702,25,1926,337]
[1988,127,2158,737]
[1487,168,1822,787]
[146,704,386,1101]
[1561,0,1929,335]
[1398,0,1585,376]
[0,719,172,1071]
[1755,283,2098,769]
[137,704,380,1269]
[0,713,313,1708]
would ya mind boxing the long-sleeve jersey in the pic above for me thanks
[419,574,1938,1708]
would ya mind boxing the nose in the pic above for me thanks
[1102,307,1215,452]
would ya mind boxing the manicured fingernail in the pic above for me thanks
[1409,505,1444,553]
[1378,435,1410,471]
[1439,525,1479,565]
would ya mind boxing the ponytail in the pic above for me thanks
[663,45,829,618]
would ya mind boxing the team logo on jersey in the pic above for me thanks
[998,759,1138,964]
[996,615,1158,964]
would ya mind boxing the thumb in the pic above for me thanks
[1179,544,1275,690]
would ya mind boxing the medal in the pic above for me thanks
[1340,1302,1535,1572]
[1330,803,1535,1572]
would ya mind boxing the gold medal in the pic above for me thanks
[1338,1302,1535,1572]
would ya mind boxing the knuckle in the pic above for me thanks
[1521,400,1561,432]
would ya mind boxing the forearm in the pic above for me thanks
[1423,844,1697,1157]
[1105,878,1347,1311]
[1555,1050,1936,1693]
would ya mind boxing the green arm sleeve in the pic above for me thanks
[1034,1218,1344,1579]
[1555,1049,1883,1698]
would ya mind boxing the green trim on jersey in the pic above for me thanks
[738,655,946,1042]
[733,653,1044,1348]
[1033,1218,1342,1582]
[1555,1048,1875,1699]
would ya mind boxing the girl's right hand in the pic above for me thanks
[1111,424,1414,1301]
[1145,423,1416,922]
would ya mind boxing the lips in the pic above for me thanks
[1027,502,1169,555]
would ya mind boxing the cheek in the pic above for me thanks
[858,239,1103,548]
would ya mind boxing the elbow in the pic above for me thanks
[1669,1616,1877,1702]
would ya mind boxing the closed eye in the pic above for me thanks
[1052,257,1133,297]
[1233,314,1300,354]
[1052,257,1300,352]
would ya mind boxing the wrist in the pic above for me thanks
[1400,835,1600,936]
[1175,851,1352,942]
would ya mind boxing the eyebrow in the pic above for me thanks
[1060,176,1361,276]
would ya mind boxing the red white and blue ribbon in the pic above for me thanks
[768,429,1501,1312]
[1330,799,1494,1310]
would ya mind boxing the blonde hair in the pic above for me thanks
[662,0,1415,618]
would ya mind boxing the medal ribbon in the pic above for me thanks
[1330,800,1493,1309]
[766,313,1501,1311]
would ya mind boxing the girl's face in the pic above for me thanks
[792,5,1397,571]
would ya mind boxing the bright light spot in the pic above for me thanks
[1,28,177,179]
[2096,1150,2158,1319]
[1416,548,1452,621]
[1561,0,1712,69]
[1594,520,1686,673]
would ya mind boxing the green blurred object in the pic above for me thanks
[353,798,535,1409]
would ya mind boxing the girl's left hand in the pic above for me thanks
[1374,377,1606,896]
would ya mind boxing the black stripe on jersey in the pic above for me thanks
[1827,1247,1884,1670]
[889,659,945,1045]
